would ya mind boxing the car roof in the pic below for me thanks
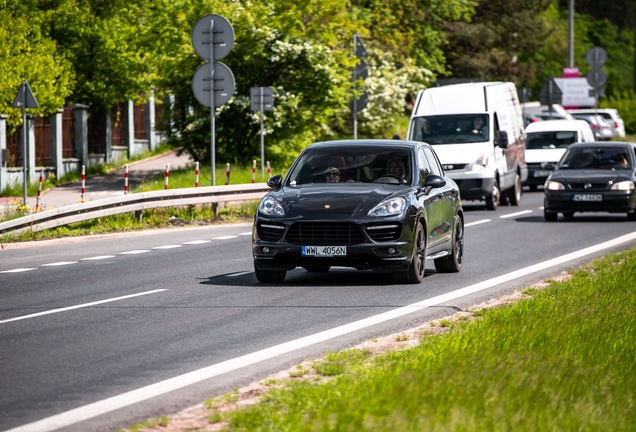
[308,139,427,151]
[568,141,635,149]
[525,120,586,133]
[568,108,618,114]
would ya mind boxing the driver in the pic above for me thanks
[325,167,341,183]
[472,116,488,136]
[386,158,407,183]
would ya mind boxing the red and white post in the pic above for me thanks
[35,169,43,211]
[195,161,199,187]
[252,160,257,184]
[225,163,231,185]
[164,164,170,190]
[124,164,129,195]
[81,165,85,201]
[267,161,271,179]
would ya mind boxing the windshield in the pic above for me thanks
[526,131,576,149]
[287,147,412,186]
[558,147,632,169]
[411,114,489,144]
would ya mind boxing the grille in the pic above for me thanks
[567,182,608,191]
[286,222,365,245]
[257,222,286,242]
[365,223,402,242]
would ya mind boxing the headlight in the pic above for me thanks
[468,154,489,171]
[368,197,406,217]
[545,181,565,191]
[259,197,285,216]
[611,180,635,191]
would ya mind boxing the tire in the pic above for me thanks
[395,223,426,284]
[435,216,463,273]
[562,212,574,219]
[506,173,522,206]
[544,209,558,222]
[254,265,287,283]
[303,266,330,272]
[485,178,500,211]
[628,212,636,221]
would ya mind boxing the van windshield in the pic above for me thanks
[412,115,489,144]
[526,131,576,149]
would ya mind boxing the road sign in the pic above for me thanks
[12,80,39,109]
[352,60,368,81]
[191,14,235,61]
[192,62,235,108]
[250,87,274,111]
[586,47,607,67]
[354,34,367,58]
[349,90,368,112]
[539,76,563,106]
[586,68,607,88]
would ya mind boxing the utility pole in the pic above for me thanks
[568,0,574,68]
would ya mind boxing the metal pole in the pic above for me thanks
[568,0,574,68]
[21,83,27,206]
[353,35,358,140]
[260,88,264,179]
[210,19,216,186]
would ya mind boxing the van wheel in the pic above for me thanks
[435,217,463,273]
[485,179,499,211]
[506,173,522,206]
[395,223,426,284]
[254,265,287,283]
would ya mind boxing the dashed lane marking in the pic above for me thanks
[41,262,78,267]
[81,256,116,261]
[0,268,37,274]
[500,210,533,219]
[119,250,151,255]
[152,245,183,250]
[465,219,491,227]
[212,236,238,240]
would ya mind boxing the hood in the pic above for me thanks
[283,184,405,215]
[526,148,567,164]
[430,143,492,164]
[550,169,629,184]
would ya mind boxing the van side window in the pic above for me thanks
[423,148,444,177]
[417,149,431,184]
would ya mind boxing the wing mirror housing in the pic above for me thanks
[496,130,509,148]
[267,174,283,190]
[541,162,556,170]
[420,174,446,194]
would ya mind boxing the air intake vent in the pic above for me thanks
[257,222,286,242]
[286,222,364,245]
[365,223,402,242]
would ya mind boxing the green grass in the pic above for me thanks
[217,248,636,431]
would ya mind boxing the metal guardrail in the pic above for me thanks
[0,183,270,235]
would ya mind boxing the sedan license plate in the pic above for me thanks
[302,246,347,257]
[533,170,551,177]
[572,194,603,202]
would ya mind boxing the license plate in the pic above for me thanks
[302,246,347,257]
[572,194,603,202]
[533,170,551,177]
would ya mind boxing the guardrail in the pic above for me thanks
[0,183,270,235]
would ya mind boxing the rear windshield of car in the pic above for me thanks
[558,147,632,169]
[411,114,489,144]
[527,131,576,149]
[287,147,413,185]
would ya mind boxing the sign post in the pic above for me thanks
[250,87,274,179]
[191,14,235,186]
[585,47,608,110]
[11,80,39,205]
[351,34,368,139]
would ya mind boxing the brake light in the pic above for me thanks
[615,121,619,128]
[531,118,537,123]
[591,124,598,129]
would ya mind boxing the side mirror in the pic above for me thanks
[422,174,446,189]
[496,130,509,148]
[267,174,283,190]
[541,162,556,170]
[392,134,401,140]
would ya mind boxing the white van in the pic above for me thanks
[524,120,595,190]
[407,82,528,210]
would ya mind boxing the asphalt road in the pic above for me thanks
[2,190,636,431]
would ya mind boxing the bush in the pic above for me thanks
[600,90,636,134]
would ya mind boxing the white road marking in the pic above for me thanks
[499,210,533,219]
[465,219,491,227]
[539,206,545,210]
[152,245,182,250]
[212,235,238,240]
[239,231,252,236]
[0,268,36,274]
[0,289,167,325]
[119,250,151,255]
[10,230,636,432]
[41,262,78,267]
[227,271,253,277]
[81,256,116,261]
[183,240,211,245]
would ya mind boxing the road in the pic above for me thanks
[2,190,636,431]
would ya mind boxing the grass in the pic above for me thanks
[206,248,636,431]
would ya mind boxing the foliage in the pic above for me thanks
[600,90,636,134]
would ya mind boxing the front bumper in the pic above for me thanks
[544,190,636,214]
[446,169,495,201]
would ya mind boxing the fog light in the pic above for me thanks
[388,247,396,254]
[262,247,270,254]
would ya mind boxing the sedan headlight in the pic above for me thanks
[545,181,565,191]
[611,180,635,191]
[468,154,489,171]
[259,197,285,216]
[368,197,406,217]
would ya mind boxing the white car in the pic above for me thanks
[567,108,625,138]
[524,120,595,190]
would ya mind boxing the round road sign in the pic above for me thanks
[586,68,607,88]
[191,14,235,61]
[192,62,235,108]
[585,47,607,67]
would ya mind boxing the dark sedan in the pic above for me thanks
[544,141,636,221]
[252,140,464,284]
